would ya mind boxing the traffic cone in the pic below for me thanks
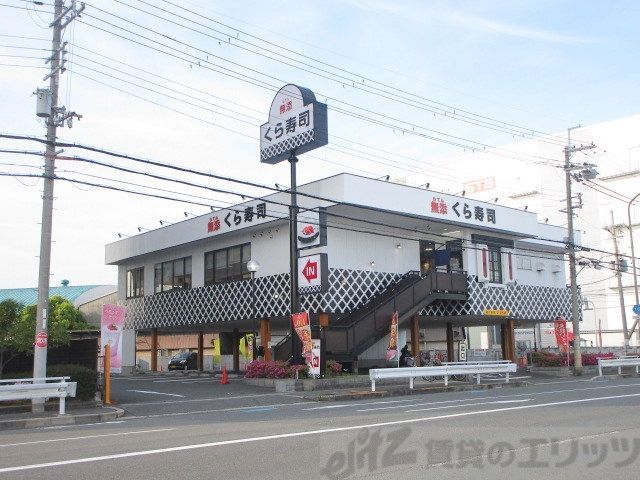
[220,367,229,385]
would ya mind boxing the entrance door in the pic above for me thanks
[419,240,436,273]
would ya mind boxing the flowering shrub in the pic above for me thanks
[531,351,617,367]
[326,360,343,376]
[244,360,308,379]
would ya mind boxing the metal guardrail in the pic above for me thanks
[0,377,77,414]
[597,357,640,376]
[368,361,517,392]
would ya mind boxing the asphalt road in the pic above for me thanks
[2,375,640,479]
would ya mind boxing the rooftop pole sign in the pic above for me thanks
[260,84,328,164]
[260,84,328,365]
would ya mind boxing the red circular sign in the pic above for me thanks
[35,331,48,348]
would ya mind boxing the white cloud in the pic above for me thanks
[346,0,592,45]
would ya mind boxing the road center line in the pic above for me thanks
[0,428,175,448]
[126,390,185,398]
[3,391,640,474]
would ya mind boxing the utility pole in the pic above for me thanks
[32,0,84,412]
[563,126,596,376]
[627,191,640,344]
[607,211,629,348]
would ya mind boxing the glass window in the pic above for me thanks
[154,264,162,294]
[228,246,242,281]
[205,243,251,285]
[153,257,192,294]
[162,262,173,292]
[488,247,503,283]
[241,244,251,279]
[126,267,144,298]
[205,253,214,285]
[214,250,227,283]
[184,257,192,290]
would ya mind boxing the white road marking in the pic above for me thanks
[152,378,213,383]
[124,401,310,420]
[3,391,640,473]
[355,382,640,412]
[119,393,294,407]
[405,398,531,413]
[43,421,125,430]
[0,428,175,448]
[127,390,185,398]
[303,398,425,411]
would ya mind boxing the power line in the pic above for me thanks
[124,0,583,148]
[2,136,638,265]
[75,12,567,167]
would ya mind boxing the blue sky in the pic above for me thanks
[0,0,638,288]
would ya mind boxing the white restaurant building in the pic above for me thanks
[105,173,573,373]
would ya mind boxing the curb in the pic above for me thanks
[305,381,528,402]
[0,406,125,431]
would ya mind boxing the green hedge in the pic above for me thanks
[48,364,97,401]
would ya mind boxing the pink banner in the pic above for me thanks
[101,304,126,373]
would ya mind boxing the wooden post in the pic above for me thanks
[260,319,272,361]
[411,316,420,364]
[507,319,517,363]
[500,324,507,360]
[150,328,158,372]
[319,313,329,377]
[446,322,454,362]
[104,344,111,405]
[197,331,204,371]
[232,328,240,372]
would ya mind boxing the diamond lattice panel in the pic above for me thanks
[260,131,315,161]
[420,276,572,321]
[124,271,573,329]
[125,274,290,329]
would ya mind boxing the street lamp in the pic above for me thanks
[628,192,640,342]
[247,259,261,360]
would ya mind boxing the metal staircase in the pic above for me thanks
[273,269,467,363]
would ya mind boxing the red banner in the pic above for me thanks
[385,311,399,361]
[554,317,569,353]
[291,312,312,360]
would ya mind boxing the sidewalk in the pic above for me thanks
[0,404,124,431]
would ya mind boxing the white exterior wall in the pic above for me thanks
[117,220,290,300]
[326,227,419,274]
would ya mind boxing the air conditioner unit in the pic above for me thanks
[551,264,561,273]
[535,262,546,271]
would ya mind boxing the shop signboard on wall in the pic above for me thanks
[483,309,510,316]
[296,207,327,250]
[297,253,328,295]
[101,304,126,374]
[260,84,328,165]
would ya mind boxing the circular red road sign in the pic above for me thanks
[35,331,48,348]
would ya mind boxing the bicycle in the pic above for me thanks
[420,352,468,382]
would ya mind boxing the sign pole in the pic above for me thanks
[104,344,111,405]
[289,152,300,364]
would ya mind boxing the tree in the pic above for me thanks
[0,299,23,377]
[0,296,91,377]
